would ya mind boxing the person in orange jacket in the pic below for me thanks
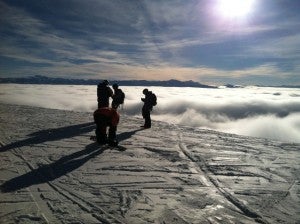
[93,107,119,146]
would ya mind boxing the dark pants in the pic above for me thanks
[95,115,108,143]
[142,107,151,128]
[94,115,117,143]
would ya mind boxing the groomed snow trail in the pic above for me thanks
[1,103,299,223]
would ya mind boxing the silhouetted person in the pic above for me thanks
[93,107,119,146]
[111,83,125,109]
[141,88,157,128]
[97,80,113,108]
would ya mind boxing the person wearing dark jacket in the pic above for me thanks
[141,88,156,129]
[93,107,119,146]
[97,80,113,108]
[111,83,125,109]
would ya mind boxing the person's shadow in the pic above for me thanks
[1,128,143,193]
[0,142,104,192]
[117,128,143,142]
[0,122,95,152]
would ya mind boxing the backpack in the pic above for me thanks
[150,93,157,106]
[118,90,125,104]
[114,89,125,104]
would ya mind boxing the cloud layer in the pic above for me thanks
[1,84,300,143]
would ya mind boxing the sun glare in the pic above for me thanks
[216,0,256,19]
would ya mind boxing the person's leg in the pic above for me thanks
[142,107,147,127]
[95,115,108,144]
[144,110,151,128]
[96,126,107,144]
[108,126,118,146]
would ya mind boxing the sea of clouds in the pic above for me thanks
[1,84,300,143]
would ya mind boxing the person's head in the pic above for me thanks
[102,80,109,86]
[143,88,148,95]
[112,83,118,90]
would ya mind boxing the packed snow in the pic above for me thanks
[0,103,299,223]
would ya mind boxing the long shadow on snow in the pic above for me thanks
[117,128,143,142]
[0,122,95,152]
[1,142,103,192]
[1,128,142,193]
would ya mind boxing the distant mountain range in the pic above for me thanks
[1,75,299,88]
[0,75,216,88]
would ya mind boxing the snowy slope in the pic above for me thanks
[0,103,299,224]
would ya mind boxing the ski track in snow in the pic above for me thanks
[0,103,300,224]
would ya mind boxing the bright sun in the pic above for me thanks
[216,0,256,19]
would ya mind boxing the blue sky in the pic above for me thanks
[0,0,300,85]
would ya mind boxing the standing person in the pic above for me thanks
[97,80,113,108]
[93,107,119,146]
[111,83,125,109]
[141,88,157,129]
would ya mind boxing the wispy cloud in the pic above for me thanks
[0,0,299,85]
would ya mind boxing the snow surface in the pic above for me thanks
[0,103,299,223]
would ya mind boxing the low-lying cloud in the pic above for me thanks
[1,84,300,143]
